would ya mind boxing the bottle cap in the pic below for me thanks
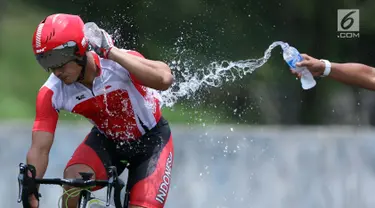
[281,42,289,50]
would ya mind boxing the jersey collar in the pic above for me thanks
[91,52,102,77]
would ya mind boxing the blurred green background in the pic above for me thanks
[1,0,375,125]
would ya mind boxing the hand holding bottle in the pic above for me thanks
[291,54,326,77]
[281,43,317,90]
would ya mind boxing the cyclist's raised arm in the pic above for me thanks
[26,86,58,180]
[108,47,173,91]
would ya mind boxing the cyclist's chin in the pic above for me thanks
[62,77,75,85]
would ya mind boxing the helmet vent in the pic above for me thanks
[45,28,56,43]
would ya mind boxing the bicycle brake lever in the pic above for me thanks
[106,166,119,207]
[17,164,26,203]
[106,171,114,206]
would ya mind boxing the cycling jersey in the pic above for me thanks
[32,50,162,140]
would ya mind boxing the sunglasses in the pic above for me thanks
[35,41,78,72]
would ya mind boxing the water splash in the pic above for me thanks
[85,21,287,109]
[84,22,287,123]
[160,41,285,107]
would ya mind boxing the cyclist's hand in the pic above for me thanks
[26,168,39,208]
[84,22,114,59]
[91,29,114,59]
[29,194,39,208]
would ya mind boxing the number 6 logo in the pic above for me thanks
[337,9,359,32]
[341,11,356,30]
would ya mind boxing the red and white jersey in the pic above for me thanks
[32,50,162,140]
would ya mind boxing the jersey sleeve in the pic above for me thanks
[32,86,59,133]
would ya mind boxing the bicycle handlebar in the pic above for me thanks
[17,163,124,207]
[31,178,110,186]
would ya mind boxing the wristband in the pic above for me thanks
[320,59,331,77]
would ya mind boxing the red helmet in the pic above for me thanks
[32,13,89,71]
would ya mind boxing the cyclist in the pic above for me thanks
[27,13,174,208]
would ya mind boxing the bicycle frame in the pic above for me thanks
[79,186,126,208]
[84,198,118,208]
[78,185,117,208]
[79,189,91,208]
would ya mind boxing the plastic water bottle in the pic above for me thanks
[281,42,316,90]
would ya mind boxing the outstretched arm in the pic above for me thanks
[293,54,375,90]
[326,63,375,90]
